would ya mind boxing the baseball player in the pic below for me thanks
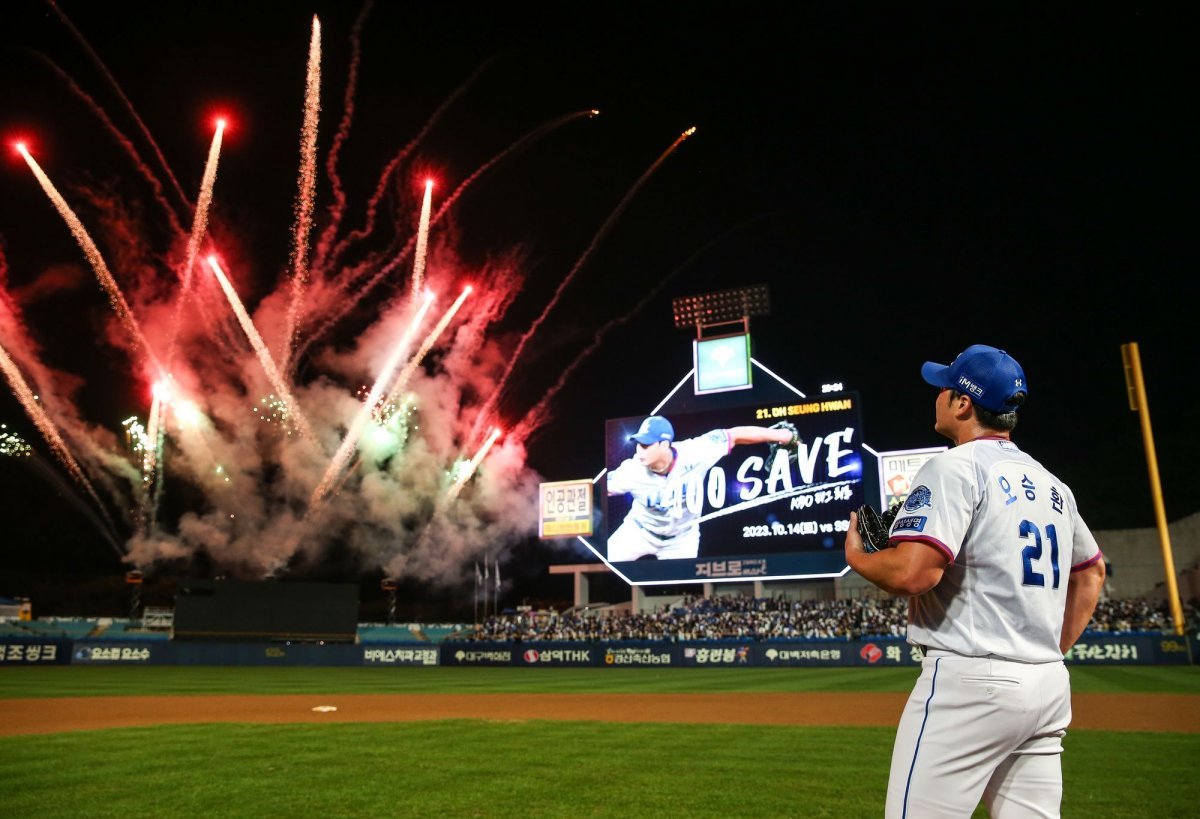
[606,415,798,561]
[844,344,1105,818]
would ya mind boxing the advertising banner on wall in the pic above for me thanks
[760,641,923,667]
[72,642,157,664]
[602,644,675,666]
[0,640,72,665]
[361,646,439,666]
[441,645,515,666]
[21,632,1193,668]
[69,641,366,666]
[1065,633,1193,665]
[439,635,1189,668]
[515,646,595,667]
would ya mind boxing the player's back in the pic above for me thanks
[905,438,1100,663]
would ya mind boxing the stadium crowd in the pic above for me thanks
[475,594,1199,642]
[1087,596,1198,634]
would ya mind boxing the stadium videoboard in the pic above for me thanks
[601,394,865,584]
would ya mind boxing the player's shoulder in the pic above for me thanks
[957,437,1031,470]
[919,443,975,475]
[905,447,974,504]
[968,438,1058,476]
[914,438,1019,488]
[608,457,646,481]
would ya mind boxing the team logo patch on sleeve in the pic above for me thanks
[892,515,927,533]
[905,485,932,511]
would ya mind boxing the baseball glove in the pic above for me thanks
[767,421,801,465]
[856,501,902,553]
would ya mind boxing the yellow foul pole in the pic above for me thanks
[1120,342,1185,636]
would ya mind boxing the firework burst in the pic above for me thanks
[0,6,693,586]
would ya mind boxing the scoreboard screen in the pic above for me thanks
[602,394,865,584]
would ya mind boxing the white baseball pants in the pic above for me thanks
[886,650,1072,818]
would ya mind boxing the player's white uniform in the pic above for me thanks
[884,437,1102,819]
[606,430,732,561]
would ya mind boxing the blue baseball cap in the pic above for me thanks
[921,344,1028,413]
[630,415,674,445]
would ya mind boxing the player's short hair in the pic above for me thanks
[950,388,1020,432]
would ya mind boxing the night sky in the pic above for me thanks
[1,2,1196,610]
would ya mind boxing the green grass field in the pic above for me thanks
[1,666,1196,817]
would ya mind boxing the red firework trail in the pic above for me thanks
[300,110,596,359]
[18,145,163,378]
[382,285,473,408]
[283,16,323,374]
[182,120,226,294]
[27,52,187,239]
[167,119,226,366]
[469,125,698,446]
[412,179,434,299]
[312,0,375,269]
[314,58,496,275]
[45,0,191,221]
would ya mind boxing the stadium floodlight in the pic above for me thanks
[672,284,770,334]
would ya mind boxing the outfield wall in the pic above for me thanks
[0,634,1195,667]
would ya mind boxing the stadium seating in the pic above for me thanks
[357,624,471,644]
[1,596,1193,646]
[0,619,96,639]
[95,620,170,641]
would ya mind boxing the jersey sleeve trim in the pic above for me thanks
[1070,550,1104,573]
[890,535,955,565]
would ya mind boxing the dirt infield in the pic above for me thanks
[1,692,1196,736]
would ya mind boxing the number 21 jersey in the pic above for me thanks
[888,437,1102,663]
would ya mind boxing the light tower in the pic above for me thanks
[672,284,769,395]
